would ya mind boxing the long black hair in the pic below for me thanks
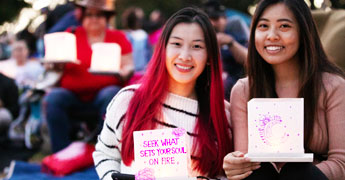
[247,0,345,148]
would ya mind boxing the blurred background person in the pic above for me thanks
[0,73,19,144]
[0,33,16,61]
[47,4,83,34]
[34,2,79,58]
[42,0,134,153]
[203,0,249,100]
[0,40,44,89]
[0,40,28,80]
[121,6,151,73]
[3,40,43,149]
[12,40,44,90]
[143,9,166,51]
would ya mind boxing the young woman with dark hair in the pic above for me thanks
[223,0,345,179]
[93,7,233,180]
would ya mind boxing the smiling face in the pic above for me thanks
[255,3,300,66]
[82,8,107,34]
[166,22,207,91]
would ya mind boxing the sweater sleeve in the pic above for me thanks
[316,75,345,180]
[93,86,136,180]
[230,78,250,153]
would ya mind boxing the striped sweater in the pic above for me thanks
[93,84,230,180]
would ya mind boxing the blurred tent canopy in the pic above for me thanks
[0,0,29,25]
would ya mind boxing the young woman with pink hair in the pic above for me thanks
[93,7,233,180]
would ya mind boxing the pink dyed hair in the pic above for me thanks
[121,7,233,177]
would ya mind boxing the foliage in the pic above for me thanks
[0,0,29,25]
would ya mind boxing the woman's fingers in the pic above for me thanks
[224,152,247,163]
[44,63,65,71]
[223,160,259,171]
[224,162,260,177]
[232,151,245,157]
[223,151,261,180]
[226,163,261,176]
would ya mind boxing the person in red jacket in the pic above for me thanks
[43,0,134,153]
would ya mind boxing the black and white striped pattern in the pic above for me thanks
[93,84,229,179]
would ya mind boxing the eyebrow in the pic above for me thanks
[258,18,294,23]
[170,36,205,42]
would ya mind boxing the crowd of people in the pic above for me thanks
[0,0,344,179]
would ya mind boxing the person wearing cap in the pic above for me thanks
[43,0,134,153]
[203,0,249,100]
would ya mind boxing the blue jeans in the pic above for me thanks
[43,86,121,153]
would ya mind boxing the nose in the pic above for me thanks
[267,27,279,41]
[178,47,191,61]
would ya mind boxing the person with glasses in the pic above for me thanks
[93,7,233,180]
[43,0,134,153]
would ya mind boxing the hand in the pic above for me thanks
[118,53,134,82]
[117,67,134,82]
[223,151,261,180]
[216,32,234,46]
[44,63,65,71]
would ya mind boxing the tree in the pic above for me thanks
[0,0,29,25]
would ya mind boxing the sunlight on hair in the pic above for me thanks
[314,0,325,8]
[304,0,312,7]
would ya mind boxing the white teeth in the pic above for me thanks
[176,64,192,70]
[266,46,282,51]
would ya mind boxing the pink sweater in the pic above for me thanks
[230,73,345,180]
